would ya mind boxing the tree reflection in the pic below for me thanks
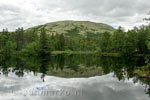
[0,54,150,97]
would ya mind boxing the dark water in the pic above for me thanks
[0,54,149,100]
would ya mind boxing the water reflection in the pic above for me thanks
[0,54,150,99]
[0,72,149,100]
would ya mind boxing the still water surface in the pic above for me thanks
[0,54,149,100]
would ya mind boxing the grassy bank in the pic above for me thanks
[99,52,121,57]
[134,65,150,78]
[133,53,150,57]
[51,51,122,57]
[51,51,97,55]
[1,50,150,57]
[51,51,150,57]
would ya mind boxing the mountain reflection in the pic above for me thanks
[0,54,150,97]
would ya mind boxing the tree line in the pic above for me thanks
[100,25,150,55]
[0,25,150,56]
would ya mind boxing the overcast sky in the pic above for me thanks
[0,0,150,31]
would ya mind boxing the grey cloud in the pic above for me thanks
[0,0,150,31]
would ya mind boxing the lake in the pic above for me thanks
[0,54,149,100]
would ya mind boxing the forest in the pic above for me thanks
[0,24,150,57]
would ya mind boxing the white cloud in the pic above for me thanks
[0,72,149,100]
[0,0,150,31]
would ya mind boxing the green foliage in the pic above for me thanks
[98,25,150,55]
[1,21,150,57]
[65,26,80,37]
[99,32,111,52]
[4,41,17,55]
[39,27,51,57]
[0,29,9,50]
[21,41,39,56]
[136,26,149,53]
[123,30,138,55]
[111,26,126,53]
[146,41,150,50]
[14,27,25,51]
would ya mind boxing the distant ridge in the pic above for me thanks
[25,20,115,37]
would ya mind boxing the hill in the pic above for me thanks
[25,20,115,37]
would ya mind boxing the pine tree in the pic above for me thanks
[39,27,50,57]
[59,34,65,51]
[14,27,24,51]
